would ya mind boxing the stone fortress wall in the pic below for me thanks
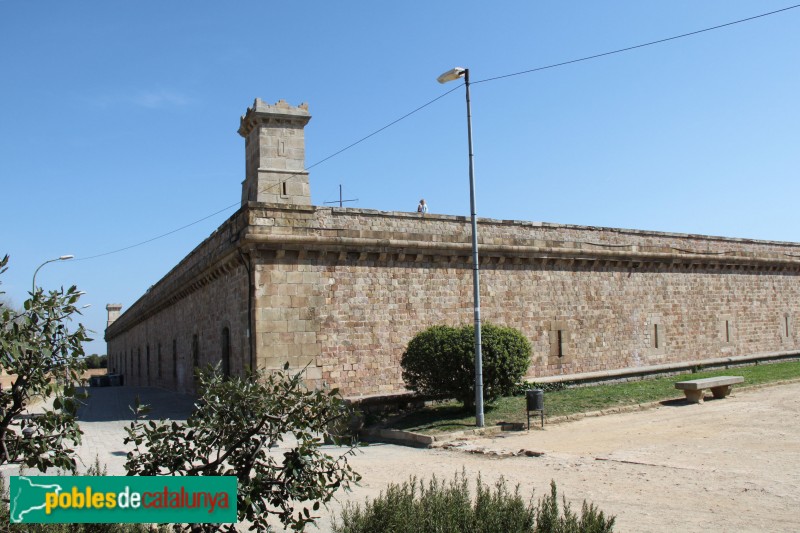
[247,205,800,397]
[106,99,800,397]
[107,201,800,397]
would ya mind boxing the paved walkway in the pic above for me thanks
[2,386,197,476]
[76,385,196,422]
[70,386,197,474]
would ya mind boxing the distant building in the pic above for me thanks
[106,98,800,397]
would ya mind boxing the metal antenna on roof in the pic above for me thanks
[324,184,358,208]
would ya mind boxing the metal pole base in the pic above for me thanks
[527,409,544,430]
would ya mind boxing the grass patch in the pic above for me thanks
[386,360,800,434]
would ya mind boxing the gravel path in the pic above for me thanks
[316,381,800,532]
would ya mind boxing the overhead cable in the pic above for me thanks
[473,4,800,85]
[73,4,800,261]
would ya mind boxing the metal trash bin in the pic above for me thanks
[526,389,544,411]
[525,389,544,429]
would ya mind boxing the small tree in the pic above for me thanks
[0,255,90,472]
[401,323,532,409]
[84,354,107,369]
[124,365,361,532]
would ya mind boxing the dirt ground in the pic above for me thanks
[313,381,800,532]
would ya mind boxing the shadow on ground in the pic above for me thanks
[659,393,735,407]
[76,386,196,422]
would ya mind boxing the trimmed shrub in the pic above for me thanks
[332,472,615,533]
[401,323,532,408]
[401,325,473,405]
[478,324,534,404]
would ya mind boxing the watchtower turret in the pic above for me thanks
[238,99,312,206]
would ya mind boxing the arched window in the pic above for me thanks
[221,327,231,378]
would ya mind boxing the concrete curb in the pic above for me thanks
[529,352,800,386]
[360,425,512,448]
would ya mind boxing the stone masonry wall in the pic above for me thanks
[108,203,800,398]
[252,253,324,380]
[248,251,800,398]
[106,264,249,394]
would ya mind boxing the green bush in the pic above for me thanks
[401,323,532,408]
[124,365,360,532]
[332,472,614,533]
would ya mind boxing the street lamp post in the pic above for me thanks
[32,255,74,292]
[438,66,484,427]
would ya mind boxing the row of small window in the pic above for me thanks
[548,315,793,357]
[113,328,232,380]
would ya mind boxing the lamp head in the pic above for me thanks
[437,67,466,84]
[59,255,75,261]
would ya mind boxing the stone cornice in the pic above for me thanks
[240,228,800,269]
[105,252,244,341]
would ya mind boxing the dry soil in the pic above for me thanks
[315,381,800,532]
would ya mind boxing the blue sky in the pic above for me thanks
[2,1,799,355]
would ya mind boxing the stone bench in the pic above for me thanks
[674,376,744,403]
